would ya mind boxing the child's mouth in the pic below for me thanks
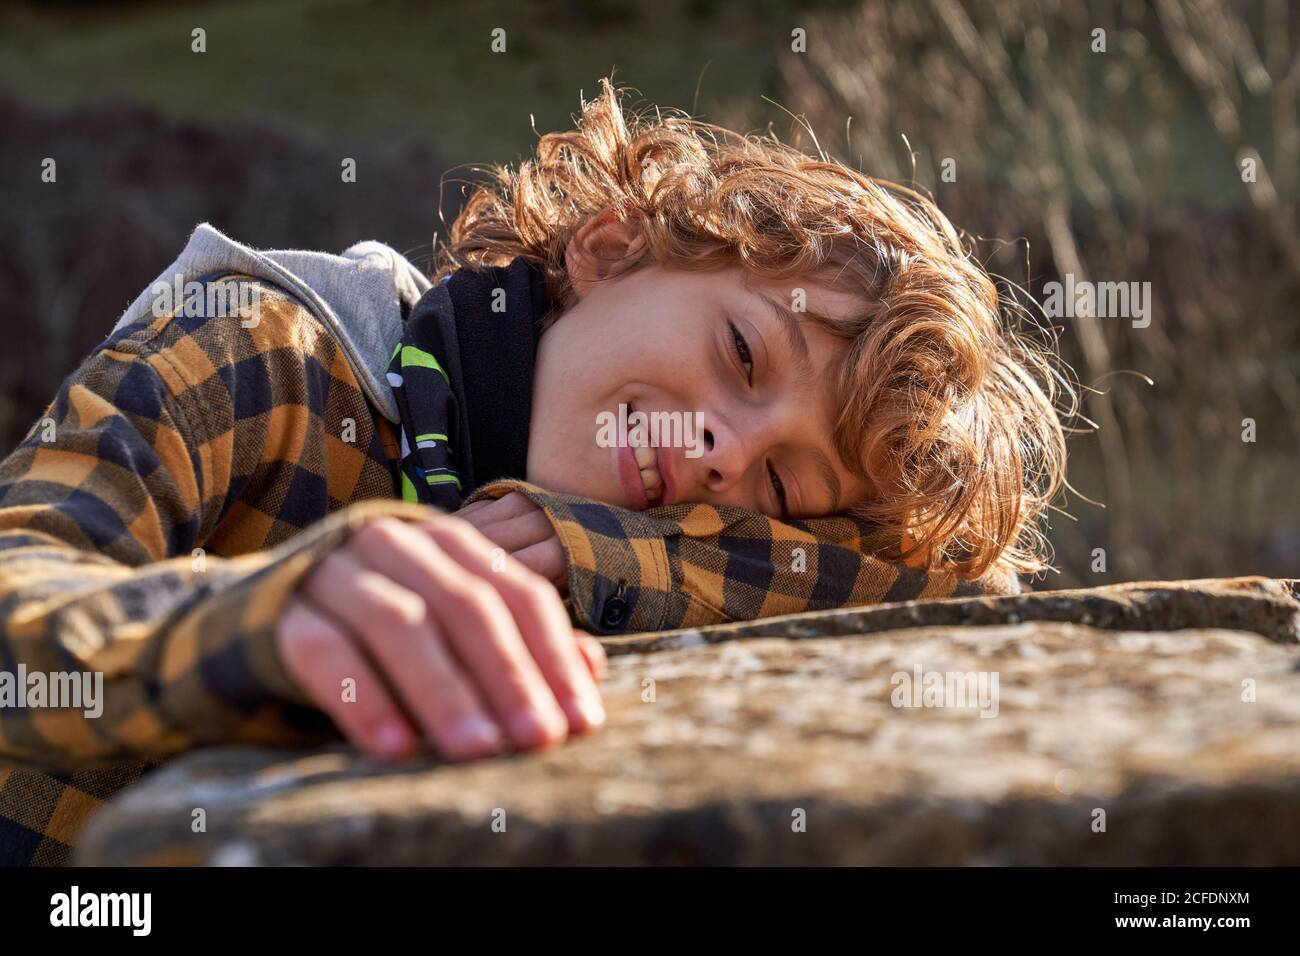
[631,442,663,503]
[613,402,665,509]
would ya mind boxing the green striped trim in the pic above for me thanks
[397,344,449,384]
[400,470,419,503]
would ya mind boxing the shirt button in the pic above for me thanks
[599,595,629,630]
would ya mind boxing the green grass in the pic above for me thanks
[0,0,1253,204]
[0,0,803,168]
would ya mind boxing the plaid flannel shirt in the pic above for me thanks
[0,274,1015,865]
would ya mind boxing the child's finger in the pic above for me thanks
[424,519,605,735]
[577,635,607,681]
[455,507,555,554]
[510,536,567,589]
[484,491,540,517]
[301,541,505,761]
[454,498,492,518]
[275,595,418,761]
[456,492,536,525]
[349,518,571,751]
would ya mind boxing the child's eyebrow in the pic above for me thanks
[755,292,815,382]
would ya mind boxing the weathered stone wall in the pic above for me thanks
[77,577,1300,865]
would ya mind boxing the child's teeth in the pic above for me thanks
[629,437,662,500]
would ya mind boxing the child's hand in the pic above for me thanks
[455,492,568,594]
[275,514,606,763]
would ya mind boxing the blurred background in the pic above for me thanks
[0,0,1295,588]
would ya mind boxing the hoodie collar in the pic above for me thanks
[114,223,431,425]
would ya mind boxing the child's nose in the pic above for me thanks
[700,422,760,495]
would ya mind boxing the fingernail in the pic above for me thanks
[578,695,606,728]
[563,694,605,731]
[374,721,411,757]
[451,714,502,752]
[508,708,559,748]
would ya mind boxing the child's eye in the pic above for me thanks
[728,321,754,385]
[768,462,788,517]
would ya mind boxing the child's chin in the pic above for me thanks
[525,464,634,509]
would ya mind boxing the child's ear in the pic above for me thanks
[564,205,648,301]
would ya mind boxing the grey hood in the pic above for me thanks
[113,222,431,423]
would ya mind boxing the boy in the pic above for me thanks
[0,79,1064,864]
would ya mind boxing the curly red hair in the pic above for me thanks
[433,78,1069,578]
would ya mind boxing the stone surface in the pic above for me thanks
[77,577,1300,865]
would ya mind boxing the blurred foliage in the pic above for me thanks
[0,0,1295,586]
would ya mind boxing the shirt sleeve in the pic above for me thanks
[0,314,438,773]
[466,479,1021,634]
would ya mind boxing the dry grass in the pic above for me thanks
[735,0,1300,585]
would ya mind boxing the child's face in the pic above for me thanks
[528,234,869,519]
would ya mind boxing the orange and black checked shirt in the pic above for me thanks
[0,274,1016,865]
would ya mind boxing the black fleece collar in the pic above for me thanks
[388,257,549,506]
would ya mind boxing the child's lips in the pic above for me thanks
[615,441,650,510]
[653,444,677,506]
[612,403,677,509]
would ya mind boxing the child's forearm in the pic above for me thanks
[0,297,438,770]
[465,480,1019,635]
[0,511,333,769]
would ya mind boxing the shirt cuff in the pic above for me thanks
[464,480,676,633]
